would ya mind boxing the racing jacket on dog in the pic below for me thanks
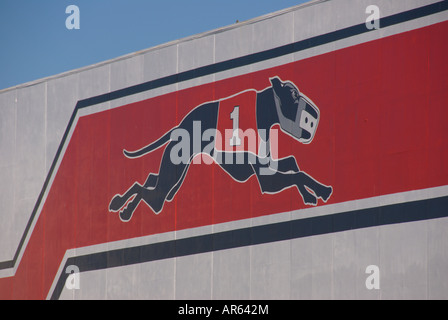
[215,90,262,155]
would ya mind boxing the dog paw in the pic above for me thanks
[119,200,138,222]
[119,209,133,222]
[320,186,333,203]
[302,193,317,206]
[109,194,125,212]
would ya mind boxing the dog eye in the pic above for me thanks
[292,91,298,99]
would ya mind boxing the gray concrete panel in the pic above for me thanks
[0,89,17,261]
[178,34,215,90]
[141,44,179,100]
[332,231,358,299]
[46,73,79,172]
[110,55,144,109]
[110,55,144,92]
[215,23,253,63]
[427,218,448,299]
[143,44,178,81]
[178,34,215,73]
[136,259,176,300]
[353,227,381,300]
[76,268,107,300]
[0,89,16,168]
[14,82,46,202]
[214,23,253,82]
[379,220,428,299]
[251,241,291,300]
[310,234,334,300]
[77,64,111,117]
[212,247,251,300]
[252,11,295,72]
[175,253,213,299]
[253,11,294,53]
[105,264,138,300]
[0,166,15,261]
[290,235,313,299]
[77,64,110,101]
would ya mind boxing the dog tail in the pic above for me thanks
[123,128,174,159]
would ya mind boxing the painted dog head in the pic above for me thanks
[270,76,320,144]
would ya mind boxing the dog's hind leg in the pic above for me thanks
[119,163,191,222]
[165,161,192,202]
[134,142,193,215]
[109,173,158,222]
[143,173,158,189]
[118,195,142,222]
[117,103,219,221]
[296,171,332,202]
[116,154,199,221]
[109,182,144,213]
[114,174,159,222]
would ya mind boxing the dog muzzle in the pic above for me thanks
[275,94,320,144]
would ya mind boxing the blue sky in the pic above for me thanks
[0,0,307,91]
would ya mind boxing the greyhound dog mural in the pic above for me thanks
[109,77,333,222]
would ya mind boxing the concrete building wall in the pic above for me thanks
[0,0,447,300]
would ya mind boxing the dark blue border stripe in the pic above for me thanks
[51,195,448,299]
[2,1,448,275]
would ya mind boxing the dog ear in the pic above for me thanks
[269,76,283,89]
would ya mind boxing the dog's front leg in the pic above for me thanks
[109,182,143,212]
[297,183,317,206]
[274,156,300,173]
[297,171,332,203]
